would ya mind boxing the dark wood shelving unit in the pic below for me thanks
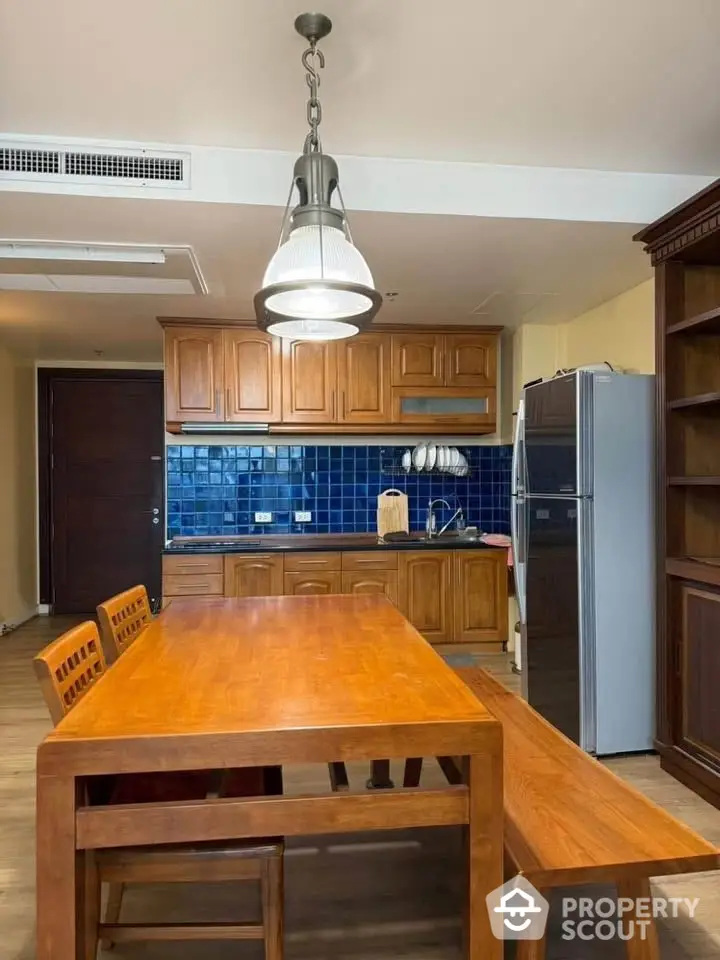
[667,391,720,410]
[667,304,720,336]
[668,476,720,486]
[636,180,720,810]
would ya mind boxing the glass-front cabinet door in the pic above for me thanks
[391,387,496,429]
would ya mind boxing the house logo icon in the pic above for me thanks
[486,875,550,940]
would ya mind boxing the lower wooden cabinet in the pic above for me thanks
[397,551,454,643]
[224,555,283,597]
[284,571,343,595]
[454,551,508,644]
[676,582,720,771]
[163,546,508,646]
[341,570,398,604]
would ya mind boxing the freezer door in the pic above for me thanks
[511,494,526,626]
[525,497,582,745]
[524,374,591,496]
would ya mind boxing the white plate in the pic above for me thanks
[401,449,412,472]
[437,446,446,471]
[425,443,437,471]
[412,443,427,471]
[450,448,461,467]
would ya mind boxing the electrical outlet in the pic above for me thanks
[254,512,272,523]
[294,510,312,523]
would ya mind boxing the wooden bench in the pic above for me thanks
[405,668,719,960]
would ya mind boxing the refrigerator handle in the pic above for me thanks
[511,496,527,625]
[512,397,525,495]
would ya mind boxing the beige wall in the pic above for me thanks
[560,279,655,374]
[512,280,655,405]
[0,345,37,630]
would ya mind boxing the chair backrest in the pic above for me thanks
[97,585,152,660]
[33,621,107,726]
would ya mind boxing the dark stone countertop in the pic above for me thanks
[163,533,505,555]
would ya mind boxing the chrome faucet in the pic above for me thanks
[425,498,466,538]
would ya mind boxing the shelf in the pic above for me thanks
[666,557,720,587]
[667,305,720,336]
[668,391,720,411]
[668,476,720,486]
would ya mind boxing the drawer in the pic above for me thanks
[342,551,398,571]
[163,573,224,596]
[283,552,342,572]
[162,595,223,609]
[163,554,224,576]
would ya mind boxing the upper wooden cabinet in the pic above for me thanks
[337,334,391,424]
[223,330,282,423]
[282,340,337,423]
[391,333,445,387]
[445,334,497,388]
[161,321,501,434]
[164,327,224,423]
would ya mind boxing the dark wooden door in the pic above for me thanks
[48,373,164,613]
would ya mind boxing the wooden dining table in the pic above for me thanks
[36,594,503,960]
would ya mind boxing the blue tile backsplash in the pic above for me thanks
[166,445,512,538]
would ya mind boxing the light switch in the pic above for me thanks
[254,512,272,523]
[294,511,312,523]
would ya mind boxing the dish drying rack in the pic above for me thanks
[380,448,473,477]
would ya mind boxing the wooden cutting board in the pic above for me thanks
[377,489,409,538]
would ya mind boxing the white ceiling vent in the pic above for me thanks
[0,142,190,189]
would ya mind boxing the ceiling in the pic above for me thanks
[0,0,715,360]
[2,0,720,174]
[0,192,649,361]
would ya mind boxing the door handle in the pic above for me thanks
[152,508,160,516]
[226,387,232,414]
[215,388,221,414]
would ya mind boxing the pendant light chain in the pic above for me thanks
[302,41,325,153]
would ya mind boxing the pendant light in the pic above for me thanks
[254,13,382,341]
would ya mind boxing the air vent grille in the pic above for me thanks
[0,149,60,175]
[0,143,189,188]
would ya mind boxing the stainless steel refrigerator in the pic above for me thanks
[511,371,655,755]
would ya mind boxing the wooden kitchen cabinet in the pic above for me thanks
[391,333,445,387]
[162,553,224,605]
[398,551,454,643]
[341,570,398,604]
[223,329,282,423]
[281,340,337,423]
[337,334,391,424]
[445,334,497,388]
[454,550,508,644]
[224,554,284,597]
[164,326,224,423]
[392,386,496,428]
[676,583,720,771]
[284,570,343,595]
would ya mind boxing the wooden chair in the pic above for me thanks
[404,668,720,960]
[97,584,152,661]
[34,621,284,959]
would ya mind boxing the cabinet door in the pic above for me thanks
[284,571,342,595]
[391,334,444,387]
[223,330,282,423]
[454,551,508,644]
[678,583,720,770]
[337,334,391,424]
[397,551,453,642]
[164,327,224,422]
[282,340,337,423]
[392,386,496,430]
[224,555,284,597]
[444,334,498,388]
[341,570,398,605]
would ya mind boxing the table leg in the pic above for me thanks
[37,773,79,959]
[366,759,395,790]
[465,750,503,960]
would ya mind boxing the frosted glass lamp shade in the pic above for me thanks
[262,225,375,320]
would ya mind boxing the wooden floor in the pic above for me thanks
[2,617,720,960]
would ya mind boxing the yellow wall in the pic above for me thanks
[560,279,655,374]
[0,345,37,630]
[512,280,655,404]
